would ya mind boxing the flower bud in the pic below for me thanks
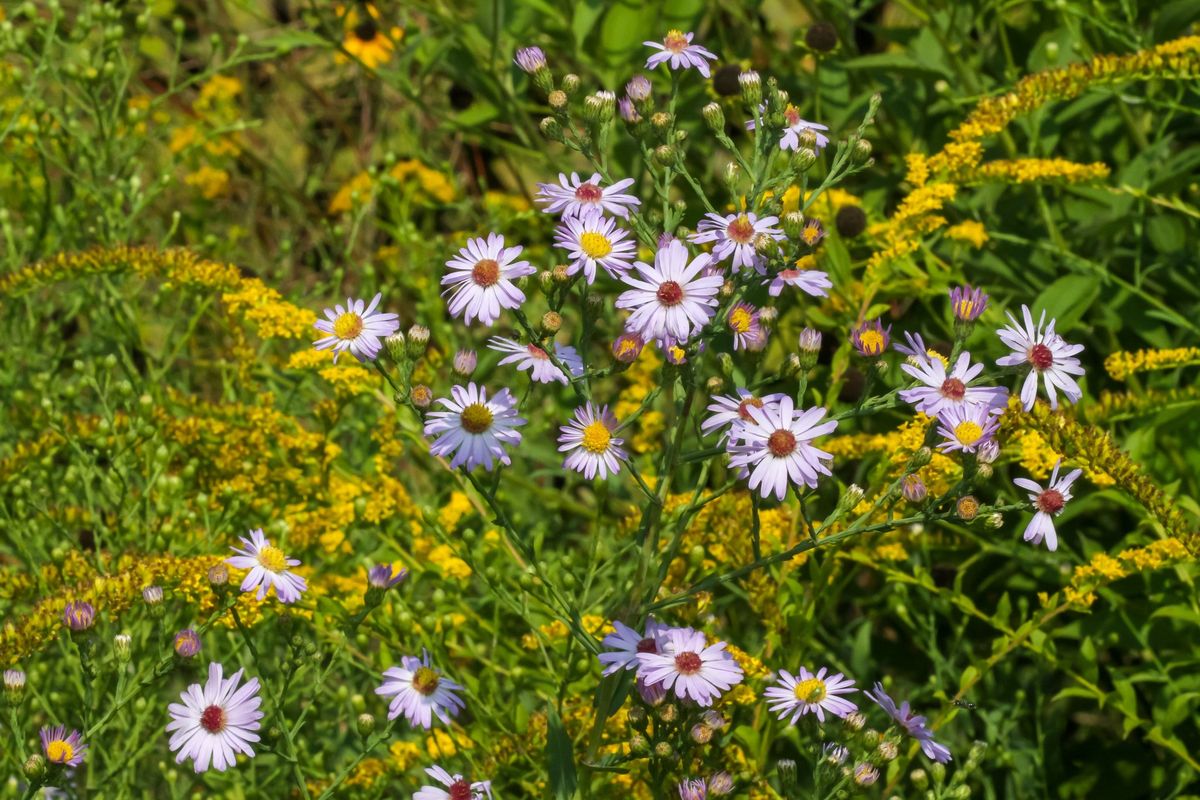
[782,211,806,239]
[777,758,797,790]
[548,90,568,113]
[626,706,647,728]
[798,326,822,360]
[823,743,849,764]
[626,74,652,103]
[798,129,820,150]
[977,439,1000,464]
[911,768,929,790]
[948,786,972,800]
[514,46,553,94]
[560,73,580,96]
[207,564,229,588]
[612,333,644,364]
[618,97,640,124]
[657,703,678,723]
[721,162,741,193]
[629,732,649,753]
[541,311,562,334]
[902,474,927,503]
[844,711,866,731]
[909,446,933,469]
[23,753,46,782]
[853,763,880,786]
[985,512,1004,529]
[385,331,407,362]
[738,70,761,106]
[356,713,375,737]
[852,138,873,164]
[173,629,201,659]
[405,325,430,358]
[650,111,673,135]
[753,232,780,258]
[539,116,564,142]
[583,90,615,124]
[702,102,725,132]
[4,669,26,705]
[113,633,132,663]
[690,723,713,744]
[794,147,818,171]
[759,306,778,326]
[410,385,433,409]
[705,375,725,394]
[702,710,726,730]
[931,761,947,785]
[653,741,674,759]
[782,353,803,377]
[840,483,865,511]
[957,495,980,521]
[63,600,96,632]
[452,349,477,377]
[878,740,898,760]
[652,144,676,167]
[708,772,734,795]
[552,264,571,283]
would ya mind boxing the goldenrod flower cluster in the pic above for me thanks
[1104,347,1200,381]
[961,158,1111,185]
[1063,538,1190,608]
[328,159,457,215]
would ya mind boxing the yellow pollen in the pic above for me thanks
[669,346,685,362]
[926,349,948,368]
[579,231,613,259]
[460,403,494,434]
[411,666,440,695]
[729,307,753,333]
[802,228,820,245]
[957,300,975,317]
[46,740,74,763]
[333,312,364,340]
[617,340,638,357]
[257,545,288,572]
[793,677,827,704]
[954,420,984,445]
[664,29,688,52]
[580,421,612,454]
[858,330,884,354]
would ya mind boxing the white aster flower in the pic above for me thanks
[899,350,1008,417]
[689,212,784,274]
[313,293,400,363]
[225,529,307,604]
[554,211,637,283]
[558,403,628,480]
[615,239,722,343]
[643,30,718,78]
[443,233,535,326]
[414,765,492,800]
[598,618,669,675]
[701,389,787,442]
[166,662,263,773]
[995,305,1085,410]
[424,383,525,471]
[727,396,838,501]
[1013,461,1082,552]
[535,172,641,219]
[764,666,858,724]
[636,627,744,707]
[376,651,465,729]
[487,337,584,385]
[766,267,832,297]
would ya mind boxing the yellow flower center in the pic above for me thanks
[664,29,688,52]
[46,740,74,763]
[926,348,949,368]
[729,307,753,333]
[411,666,440,695]
[333,312,364,340]
[460,403,494,434]
[956,299,976,318]
[257,545,288,572]
[802,226,821,245]
[726,215,755,243]
[616,339,640,358]
[579,231,613,259]
[858,330,884,354]
[954,421,984,445]
[580,421,611,454]
[793,677,827,703]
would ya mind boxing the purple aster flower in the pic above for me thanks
[368,563,409,589]
[935,403,1001,454]
[747,106,830,152]
[643,30,718,78]
[851,319,891,357]
[678,778,708,800]
[554,209,637,282]
[1013,461,1082,552]
[167,662,263,773]
[424,383,525,471]
[599,618,669,675]
[62,601,95,631]
[689,212,784,274]
[995,304,1084,410]
[173,629,202,658]
[726,301,764,351]
[226,529,308,604]
[726,396,838,501]
[487,336,584,385]
[612,332,645,364]
[535,172,641,220]
[558,403,628,479]
[767,266,832,298]
[637,627,744,707]
[513,46,546,74]
[764,666,858,723]
[313,293,400,363]
[615,239,722,343]
[900,350,1008,417]
[949,284,988,321]
[415,765,492,800]
[799,217,826,247]
[40,725,87,767]
[626,74,652,102]
[375,650,465,728]
[700,389,787,442]
[442,233,535,327]
[866,682,952,763]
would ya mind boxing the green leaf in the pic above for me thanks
[1032,274,1100,333]
[258,30,329,54]
[547,706,578,800]
[1146,215,1186,254]
[958,665,979,694]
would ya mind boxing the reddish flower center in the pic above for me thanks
[448,780,473,800]
[1035,488,1065,514]
[574,182,603,202]
[636,637,658,654]
[663,29,689,53]
[656,280,684,306]
[674,651,702,675]
[726,215,755,244]
[200,704,226,733]
[472,259,500,287]
[737,397,764,421]
[526,344,549,360]
[784,105,800,126]
[939,378,966,400]
[1029,343,1054,371]
[768,429,797,457]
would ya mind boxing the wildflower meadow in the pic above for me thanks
[4,2,1200,798]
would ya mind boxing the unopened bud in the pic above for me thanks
[977,440,1000,464]
[844,711,866,731]
[911,768,929,790]
[539,116,564,142]
[722,162,741,192]
[705,375,725,394]
[738,70,761,106]
[612,333,644,364]
[782,211,806,239]
[805,21,838,53]
[702,102,725,132]
[652,144,676,166]
[910,446,933,469]
[759,306,778,326]
[948,786,972,800]
[957,495,980,521]
[452,349,477,377]
[777,758,797,789]
[798,129,820,150]
[902,474,927,503]
[838,484,864,512]
[385,332,407,362]
[560,73,580,96]
[852,138,873,164]
[3,669,26,705]
[629,732,649,753]
[626,706,647,727]
[23,753,46,782]
[650,111,672,134]
[985,512,1004,529]
[717,352,734,380]
[207,564,229,587]
[548,89,568,111]
[356,713,375,737]
[931,761,947,784]
[584,90,615,124]
[113,633,132,663]
[794,147,818,171]
[653,741,673,759]
[405,325,430,358]
[657,703,678,723]
[173,629,201,659]
[690,723,713,744]
[541,311,562,334]
[878,740,898,760]
[410,385,433,409]
[708,772,734,796]
[853,763,880,786]
[626,74,652,103]
[753,232,779,257]
[782,353,803,377]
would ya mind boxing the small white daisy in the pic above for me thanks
[598,618,669,675]
[935,403,1001,454]
[225,529,307,604]
[643,30,718,78]
[764,666,858,724]
[615,239,722,343]
[414,765,492,800]
[554,211,637,283]
[900,350,1008,417]
[558,403,628,480]
[746,106,830,153]
[424,383,525,471]
[995,305,1085,411]
[689,212,784,274]
[726,396,838,501]
[313,293,400,363]
[636,627,744,707]
[166,662,263,773]
[375,651,465,729]
[700,389,787,442]
[535,172,641,219]
[487,337,584,385]
[443,233,535,327]
[766,267,832,297]
[1013,461,1082,552]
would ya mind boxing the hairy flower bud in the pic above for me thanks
[356,713,375,737]
[541,311,562,334]
[612,333,644,364]
[977,439,1000,464]
[782,211,806,239]
[652,144,676,167]
[626,74,652,103]
[173,629,201,659]
[777,759,797,789]
[452,349,477,377]
[410,384,433,409]
[852,138,873,164]
[385,331,407,363]
[690,723,713,744]
[657,703,678,723]
[650,111,673,135]
[207,564,229,588]
[653,741,674,759]
[853,763,880,786]
[539,116,564,142]
[405,325,430,358]
[513,46,552,92]
[738,70,761,106]
[722,162,741,192]
[548,89,568,112]
[909,446,934,469]
[584,90,616,124]
[976,462,994,479]
[113,633,132,663]
[794,147,818,171]
[911,768,929,789]
[957,495,980,521]
[23,754,46,782]
[878,740,899,760]
[844,711,866,731]
[560,73,580,96]
[702,102,725,132]
[985,512,1004,529]
[3,669,26,705]
[705,375,725,394]
[902,474,927,503]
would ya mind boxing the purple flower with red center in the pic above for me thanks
[866,682,952,763]
[442,233,535,327]
[424,383,525,471]
[900,350,1008,417]
[558,403,628,480]
[313,293,401,363]
[727,396,838,500]
[766,266,832,297]
[995,305,1085,411]
[726,301,764,351]
[616,240,722,343]
[1013,461,1082,552]
[62,601,95,631]
[643,30,718,78]
[487,336,584,385]
[553,210,637,282]
[415,765,493,800]
[935,403,1001,454]
[375,651,465,729]
[851,319,891,357]
[949,284,988,321]
[637,627,744,707]
[700,389,786,442]
[689,211,784,274]
[166,662,263,773]
[535,172,641,219]
[40,725,87,767]
[598,618,669,675]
